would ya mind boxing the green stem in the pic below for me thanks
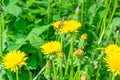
[69,34,74,80]
[98,0,112,44]
[60,65,63,80]
[52,59,57,80]
[96,54,103,80]
[65,33,74,79]
[104,0,118,40]
[105,0,108,6]
[33,66,46,80]
[0,13,4,58]
[98,25,105,44]
[109,0,118,25]
[58,57,63,80]
[77,61,80,80]
[73,59,80,80]
[47,4,50,41]
[0,18,2,58]
[59,0,62,16]
[16,70,19,80]
[81,0,84,23]
[25,65,32,80]
[112,73,117,80]
[68,34,74,58]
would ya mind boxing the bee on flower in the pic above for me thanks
[52,20,81,33]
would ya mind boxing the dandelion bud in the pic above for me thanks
[75,6,80,14]
[46,61,51,68]
[58,51,64,58]
[81,33,87,40]
[74,48,83,57]
[81,73,86,80]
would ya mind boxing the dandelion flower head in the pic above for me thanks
[2,50,28,72]
[104,52,120,74]
[40,41,62,54]
[105,44,120,55]
[52,20,81,33]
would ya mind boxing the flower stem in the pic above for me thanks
[16,70,19,80]
[60,65,63,80]
[58,57,63,80]
[112,73,117,80]
[33,66,46,80]
[47,4,50,41]
[81,0,84,23]
[52,59,57,80]
[96,53,103,80]
[65,33,74,79]
[73,63,80,80]
[0,13,4,58]
[98,0,112,44]
[104,0,118,40]
[77,61,80,80]
[25,65,32,80]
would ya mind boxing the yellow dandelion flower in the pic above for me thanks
[105,44,120,55]
[104,52,120,74]
[2,50,28,72]
[52,20,81,33]
[40,41,62,54]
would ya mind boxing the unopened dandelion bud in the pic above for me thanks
[46,61,51,68]
[74,48,83,57]
[81,33,87,40]
[58,51,64,58]
[81,73,86,80]
[75,6,80,14]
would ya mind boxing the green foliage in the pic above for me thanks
[6,0,22,17]
[0,0,120,80]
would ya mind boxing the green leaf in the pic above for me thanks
[9,0,19,5]
[0,64,6,80]
[6,25,50,51]
[19,70,29,80]
[6,4,22,17]
[39,7,47,15]
[27,56,37,70]
[111,17,120,27]
[97,6,106,19]
[26,0,37,7]
[14,18,27,31]
[52,15,61,21]
[6,37,25,51]
[27,25,50,37]
[27,25,50,47]
[28,35,44,48]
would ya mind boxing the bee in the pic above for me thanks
[58,17,64,29]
